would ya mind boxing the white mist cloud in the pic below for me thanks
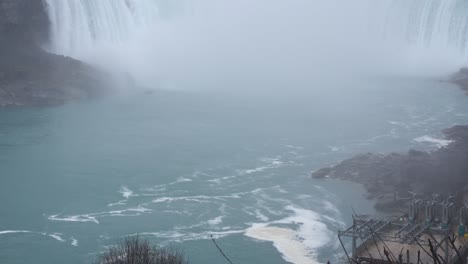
[46,0,468,91]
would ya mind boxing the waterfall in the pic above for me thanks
[383,0,468,57]
[42,0,468,87]
[44,0,161,58]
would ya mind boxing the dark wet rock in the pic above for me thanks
[0,0,49,46]
[311,167,332,179]
[450,68,468,94]
[312,125,468,211]
[0,46,109,107]
[0,0,110,107]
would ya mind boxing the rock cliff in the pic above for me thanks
[0,0,108,107]
[0,0,49,46]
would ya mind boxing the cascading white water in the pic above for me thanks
[383,0,468,61]
[44,0,161,58]
[43,0,468,88]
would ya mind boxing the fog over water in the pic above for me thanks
[44,0,468,90]
[2,1,468,264]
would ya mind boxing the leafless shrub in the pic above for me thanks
[96,236,187,264]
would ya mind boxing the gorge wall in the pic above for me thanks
[0,0,49,47]
[0,0,107,107]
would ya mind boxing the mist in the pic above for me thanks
[44,0,468,94]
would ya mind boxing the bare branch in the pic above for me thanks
[210,235,234,264]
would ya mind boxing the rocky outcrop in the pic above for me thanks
[312,68,468,212]
[0,44,108,107]
[0,0,49,45]
[0,0,109,107]
[451,68,468,94]
[312,125,468,211]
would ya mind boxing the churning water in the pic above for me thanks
[1,78,468,263]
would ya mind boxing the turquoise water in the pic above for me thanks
[1,77,468,263]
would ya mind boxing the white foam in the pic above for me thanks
[108,200,127,207]
[388,120,410,129]
[162,210,184,215]
[48,206,152,224]
[120,186,133,199]
[108,186,134,206]
[321,215,346,228]
[141,176,200,194]
[207,230,245,238]
[328,146,340,152]
[139,231,185,239]
[206,175,237,184]
[254,210,269,221]
[128,207,152,213]
[71,237,79,247]
[0,230,33,235]
[138,230,244,242]
[106,207,152,216]
[49,233,66,242]
[276,206,333,249]
[175,214,226,230]
[285,145,304,150]
[243,166,270,174]
[0,230,74,245]
[322,200,340,215]
[152,197,203,203]
[141,185,167,193]
[176,177,193,183]
[239,157,285,175]
[48,214,100,224]
[255,201,283,216]
[414,135,453,148]
[207,216,223,226]
[192,171,210,178]
[152,194,240,204]
[245,224,315,264]
[261,157,284,166]
[207,178,222,184]
[245,206,334,264]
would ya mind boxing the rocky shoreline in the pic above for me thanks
[312,71,468,212]
[0,0,108,107]
[451,68,468,95]
[0,41,110,107]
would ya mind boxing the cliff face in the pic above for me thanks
[0,0,49,46]
[0,0,109,107]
